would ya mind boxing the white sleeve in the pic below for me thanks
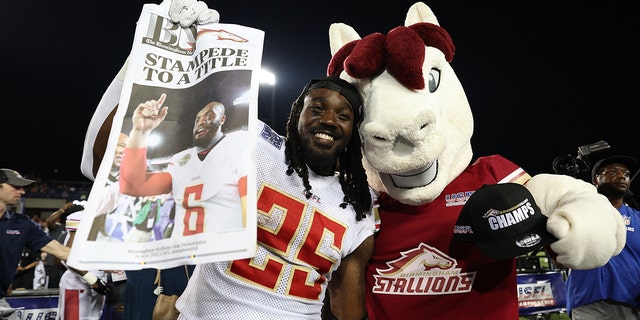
[80,58,128,181]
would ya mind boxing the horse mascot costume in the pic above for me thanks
[327,2,626,319]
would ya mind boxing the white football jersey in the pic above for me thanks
[168,130,251,237]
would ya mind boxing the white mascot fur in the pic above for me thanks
[327,2,626,319]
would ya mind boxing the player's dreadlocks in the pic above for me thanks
[284,76,372,221]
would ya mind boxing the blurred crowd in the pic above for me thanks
[23,179,92,201]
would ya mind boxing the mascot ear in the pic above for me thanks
[329,23,361,56]
[405,2,440,26]
[328,23,363,77]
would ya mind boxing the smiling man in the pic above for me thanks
[175,75,377,320]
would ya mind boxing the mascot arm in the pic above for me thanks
[524,173,625,270]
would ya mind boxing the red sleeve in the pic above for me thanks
[119,147,172,196]
[238,175,247,198]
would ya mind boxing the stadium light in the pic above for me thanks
[259,69,276,127]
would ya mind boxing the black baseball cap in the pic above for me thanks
[0,168,36,187]
[453,183,557,260]
[303,75,362,119]
[591,156,638,180]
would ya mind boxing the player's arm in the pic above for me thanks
[40,239,70,262]
[62,263,112,295]
[46,203,73,231]
[58,228,112,295]
[326,235,374,320]
[17,258,40,272]
[119,94,173,196]
[119,147,172,196]
[42,239,113,293]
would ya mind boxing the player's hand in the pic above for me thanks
[132,93,169,132]
[160,0,220,27]
[63,204,85,217]
[92,278,112,295]
[61,202,74,212]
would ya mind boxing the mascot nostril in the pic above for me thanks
[392,136,414,156]
[328,1,627,318]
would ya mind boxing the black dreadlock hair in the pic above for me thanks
[283,78,372,221]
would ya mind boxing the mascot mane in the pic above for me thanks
[327,22,454,90]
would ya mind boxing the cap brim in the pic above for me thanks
[474,227,557,260]
[8,178,36,187]
[592,156,638,179]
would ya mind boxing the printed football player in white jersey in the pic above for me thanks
[175,76,377,320]
[119,95,249,238]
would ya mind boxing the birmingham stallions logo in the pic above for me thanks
[372,243,476,295]
[144,14,248,54]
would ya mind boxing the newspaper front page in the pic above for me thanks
[68,3,263,270]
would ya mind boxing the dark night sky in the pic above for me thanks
[5,1,638,199]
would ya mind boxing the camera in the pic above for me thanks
[552,140,610,177]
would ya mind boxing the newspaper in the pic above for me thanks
[68,3,263,270]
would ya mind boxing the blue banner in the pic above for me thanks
[517,271,567,315]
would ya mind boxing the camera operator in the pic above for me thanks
[565,156,640,319]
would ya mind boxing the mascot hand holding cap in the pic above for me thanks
[327,2,625,318]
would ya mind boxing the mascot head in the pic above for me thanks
[327,2,473,206]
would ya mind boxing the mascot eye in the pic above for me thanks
[427,68,441,93]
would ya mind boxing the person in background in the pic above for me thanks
[565,156,640,319]
[12,247,42,290]
[56,203,113,320]
[0,169,71,317]
[30,213,47,230]
[32,251,47,290]
[121,265,194,320]
[82,132,131,318]
[43,202,74,288]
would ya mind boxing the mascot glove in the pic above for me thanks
[160,0,220,28]
[525,174,626,270]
